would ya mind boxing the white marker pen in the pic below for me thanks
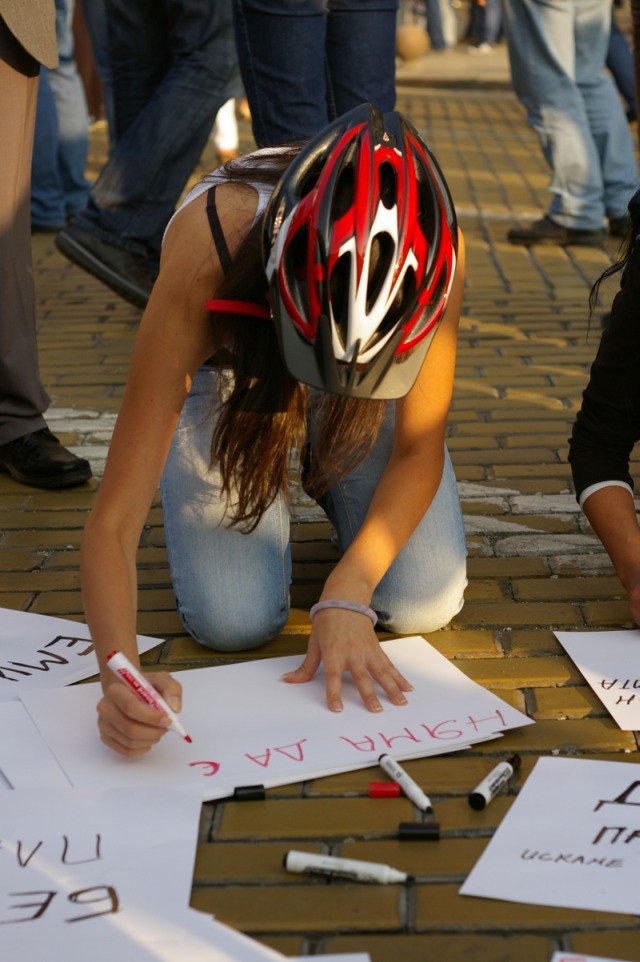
[106,650,192,743]
[283,850,411,884]
[378,753,433,813]
[468,753,520,810]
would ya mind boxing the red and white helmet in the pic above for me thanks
[263,103,458,399]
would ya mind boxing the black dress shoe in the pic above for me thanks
[0,429,92,489]
[55,223,153,309]
[507,215,605,247]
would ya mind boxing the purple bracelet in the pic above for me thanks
[309,599,378,627]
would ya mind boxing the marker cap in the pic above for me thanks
[369,782,401,798]
[397,821,440,841]
[232,785,265,801]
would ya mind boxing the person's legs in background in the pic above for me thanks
[232,0,397,147]
[503,0,631,243]
[232,0,331,145]
[31,0,91,230]
[574,0,638,228]
[606,7,637,121]
[56,0,239,306]
[325,0,397,116]
[423,0,448,49]
[0,17,91,488]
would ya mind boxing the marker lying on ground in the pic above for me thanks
[283,850,411,884]
[106,650,192,743]
[468,753,521,810]
[378,753,433,813]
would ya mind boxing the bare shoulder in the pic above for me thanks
[162,181,260,279]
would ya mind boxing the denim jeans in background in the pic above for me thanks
[232,0,398,146]
[502,0,638,230]
[160,368,468,652]
[607,12,637,117]
[31,0,91,230]
[73,0,240,274]
[424,0,447,50]
[468,0,502,46]
[81,0,115,137]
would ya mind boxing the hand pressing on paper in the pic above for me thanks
[97,671,183,756]
[282,606,413,712]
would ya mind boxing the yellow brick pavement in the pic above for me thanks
[2,62,640,961]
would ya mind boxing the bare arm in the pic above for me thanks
[285,232,466,710]
[583,485,640,623]
[81,185,257,754]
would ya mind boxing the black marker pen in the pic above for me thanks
[468,753,521,810]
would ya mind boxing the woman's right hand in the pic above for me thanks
[96,671,184,757]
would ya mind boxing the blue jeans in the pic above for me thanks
[74,0,240,272]
[81,0,115,136]
[607,13,636,116]
[502,0,638,229]
[232,0,398,146]
[160,368,467,651]
[425,0,447,50]
[31,0,90,229]
[469,0,502,46]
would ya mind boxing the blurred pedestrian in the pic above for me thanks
[31,0,91,232]
[56,0,240,309]
[0,1,92,488]
[232,0,398,146]
[504,0,638,247]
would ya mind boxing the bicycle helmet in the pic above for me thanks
[263,102,458,400]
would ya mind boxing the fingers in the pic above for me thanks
[97,678,173,757]
[289,612,414,714]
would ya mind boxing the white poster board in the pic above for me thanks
[550,953,631,962]
[555,630,640,730]
[0,909,285,961]
[0,786,202,938]
[19,636,531,800]
[0,701,69,788]
[460,757,640,915]
[0,607,162,700]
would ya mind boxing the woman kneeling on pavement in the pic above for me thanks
[80,104,468,756]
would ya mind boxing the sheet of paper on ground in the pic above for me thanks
[0,785,202,936]
[0,908,285,961]
[550,953,631,962]
[460,756,640,915]
[19,636,531,800]
[0,701,69,788]
[555,629,640,730]
[0,607,162,700]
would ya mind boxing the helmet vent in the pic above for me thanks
[329,252,352,350]
[367,233,395,312]
[331,164,356,222]
[284,224,310,319]
[378,162,397,210]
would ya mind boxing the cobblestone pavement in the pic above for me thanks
[4,55,640,961]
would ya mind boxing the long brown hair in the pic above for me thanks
[205,150,387,532]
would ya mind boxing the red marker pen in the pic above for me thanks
[106,650,192,743]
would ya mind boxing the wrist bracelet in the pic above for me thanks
[309,599,378,627]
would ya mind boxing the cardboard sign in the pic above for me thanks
[555,630,640,730]
[461,757,640,915]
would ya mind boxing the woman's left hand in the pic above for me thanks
[282,607,413,712]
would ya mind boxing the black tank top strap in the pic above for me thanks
[205,184,232,275]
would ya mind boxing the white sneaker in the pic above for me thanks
[467,42,493,54]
